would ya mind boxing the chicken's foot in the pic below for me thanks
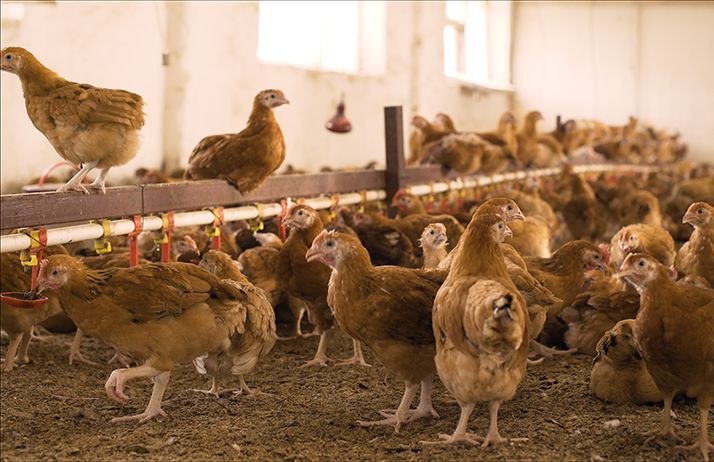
[67,329,98,366]
[88,168,110,194]
[358,381,418,433]
[16,329,32,365]
[644,392,685,445]
[335,339,372,367]
[481,400,528,447]
[406,375,439,421]
[56,161,97,194]
[676,403,713,461]
[1,333,23,372]
[421,403,478,445]
[108,348,133,367]
[530,340,577,357]
[298,331,332,367]
[31,325,55,342]
[111,371,170,424]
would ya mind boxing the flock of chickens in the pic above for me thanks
[1,47,713,461]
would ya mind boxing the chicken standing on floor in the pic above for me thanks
[675,202,714,286]
[0,47,145,193]
[185,89,289,193]
[36,255,249,423]
[277,205,368,367]
[424,214,529,446]
[194,250,276,397]
[619,253,714,461]
[306,231,444,432]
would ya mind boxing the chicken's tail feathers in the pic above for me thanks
[193,355,208,375]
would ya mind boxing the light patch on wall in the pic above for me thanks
[257,1,385,75]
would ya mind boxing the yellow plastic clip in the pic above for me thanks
[154,213,171,245]
[20,229,41,267]
[93,220,113,255]
[251,204,265,232]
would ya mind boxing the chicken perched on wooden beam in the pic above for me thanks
[185,89,289,193]
[1,47,145,193]
[36,255,249,423]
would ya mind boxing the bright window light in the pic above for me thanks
[257,1,385,75]
[443,1,513,90]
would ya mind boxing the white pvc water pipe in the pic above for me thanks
[0,190,386,253]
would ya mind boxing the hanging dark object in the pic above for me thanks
[325,96,352,133]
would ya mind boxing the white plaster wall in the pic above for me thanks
[0,1,165,193]
[513,1,714,162]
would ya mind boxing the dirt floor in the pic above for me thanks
[0,324,705,462]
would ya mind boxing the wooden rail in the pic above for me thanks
[0,105,657,231]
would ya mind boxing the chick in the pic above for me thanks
[590,320,661,404]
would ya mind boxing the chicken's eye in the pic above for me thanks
[270,94,276,99]
[593,254,601,260]
[638,260,645,267]
[297,210,304,216]
[4,54,12,61]
[326,240,335,248]
[506,204,513,211]
[698,209,704,214]
[51,269,60,277]
[429,230,435,235]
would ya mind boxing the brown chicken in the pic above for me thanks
[408,115,453,165]
[561,172,608,241]
[36,255,248,423]
[194,250,276,396]
[420,223,448,269]
[611,190,663,229]
[665,175,714,241]
[505,217,552,258]
[1,47,144,193]
[306,231,443,432]
[560,271,639,355]
[425,213,529,446]
[675,202,714,286]
[185,89,289,193]
[526,240,607,347]
[516,111,565,168]
[277,205,366,366]
[609,223,676,269]
[619,253,714,461]
[590,319,661,404]
[1,246,67,371]
[351,213,416,267]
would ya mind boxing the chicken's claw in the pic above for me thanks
[297,356,332,368]
[88,183,106,194]
[420,432,482,445]
[357,414,405,433]
[68,349,98,366]
[108,350,133,367]
[105,370,130,403]
[334,355,372,367]
[55,183,89,194]
[676,438,713,461]
[111,407,166,424]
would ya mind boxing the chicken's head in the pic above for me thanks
[474,198,525,223]
[618,227,639,255]
[525,111,543,122]
[253,232,282,248]
[351,211,374,227]
[682,201,713,228]
[282,204,319,230]
[391,191,419,213]
[411,115,429,129]
[36,255,82,293]
[0,47,34,75]
[173,235,200,263]
[433,113,456,132]
[594,319,641,365]
[617,253,674,292]
[500,111,517,126]
[199,249,238,276]
[576,242,607,272]
[306,230,364,269]
[493,219,512,243]
[420,223,448,249]
[256,89,289,109]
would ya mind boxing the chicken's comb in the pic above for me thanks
[392,189,409,202]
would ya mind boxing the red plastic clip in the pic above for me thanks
[127,215,143,267]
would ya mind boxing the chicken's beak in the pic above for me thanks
[305,246,323,263]
[281,216,296,229]
[503,225,513,239]
[277,95,290,106]
[509,211,526,222]
[682,211,697,225]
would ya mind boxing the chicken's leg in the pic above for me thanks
[111,371,171,424]
[358,381,419,433]
[645,390,685,444]
[406,374,439,421]
[16,330,32,365]
[420,402,479,445]
[56,161,97,193]
[1,333,23,372]
[677,400,713,461]
[335,339,371,367]
[88,167,110,194]
[67,328,97,365]
[298,330,332,367]
[481,400,527,447]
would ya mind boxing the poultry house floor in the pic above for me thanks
[0,326,704,462]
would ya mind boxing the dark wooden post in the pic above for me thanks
[384,106,406,217]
